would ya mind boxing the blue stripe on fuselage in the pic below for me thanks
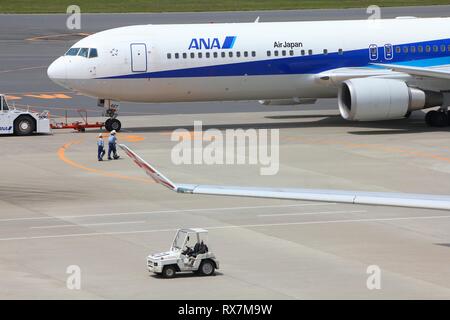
[99,38,450,80]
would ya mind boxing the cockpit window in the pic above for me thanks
[78,48,89,58]
[65,48,80,56]
[89,48,98,58]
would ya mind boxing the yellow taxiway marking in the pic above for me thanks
[57,138,151,184]
[24,93,72,99]
[26,32,91,41]
[5,95,22,100]
[0,65,47,74]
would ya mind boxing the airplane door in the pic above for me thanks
[384,44,393,60]
[369,44,378,61]
[131,43,147,72]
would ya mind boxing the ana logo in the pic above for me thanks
[188,36,236,50]
[0,126,12,131]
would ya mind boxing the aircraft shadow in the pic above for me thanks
[102,113,450,135]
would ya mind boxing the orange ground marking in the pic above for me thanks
[57,139,152,184]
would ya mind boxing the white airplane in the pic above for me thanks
[48,17,450,131]
[119,144,450,211]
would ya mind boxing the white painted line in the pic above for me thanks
[0,214,449,242]
[30,220,146,230]
[0,203,336,223]
[258,210,367,217]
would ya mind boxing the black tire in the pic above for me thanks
[104,119,112,131]
[425,110,436,126]
[14,116,35,135]
[162,265,177,278]
[109,119,121,132]
[425,110,448,127]
[199,260,215,276]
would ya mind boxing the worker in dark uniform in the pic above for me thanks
[97,133,105,161]
[108,130,120,160]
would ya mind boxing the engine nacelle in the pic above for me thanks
[259,98,317,106]
[338,78,442,121]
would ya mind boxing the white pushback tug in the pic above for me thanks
[147,228,219,278]
[0,94,51,135]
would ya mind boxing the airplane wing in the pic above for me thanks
[316,64,450,85]
[373,63,450,80]
[119,144,177,190]
[119,144,450,211]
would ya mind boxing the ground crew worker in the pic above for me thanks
[108,130,119,160]
[97,133,105,161]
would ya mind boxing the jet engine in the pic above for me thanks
[338,78,443,121]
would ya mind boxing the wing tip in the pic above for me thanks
[118,144,178,191]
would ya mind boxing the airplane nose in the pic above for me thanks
[47,57,67,84]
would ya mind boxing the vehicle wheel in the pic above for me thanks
[104,119,112,131]
[107,119,121,132]
[425,110,435,126]
[14,116,34,135]
[425,110,448,127]
[162,265,177,278]
[199,260,215,276]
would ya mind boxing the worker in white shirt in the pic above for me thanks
[108,130,120,160]
[97,133,105,161]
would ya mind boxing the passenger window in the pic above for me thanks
[175,53,179,59]
[183,53,187,59]
[167,53,172,59]
[88,48,98,58]
[323,49,328,55]
[308,49,313,55]
[229,52,233,58]
[274,51,279,56]
[403,46,408,53]
[65,48,80,56]
[267,50,271,57]
[395,47,401,53]
[198,52,202,58]
[190,52,195,58]
[206,52,210,58]
[78,48,89,57]
[410,46,416,53]
[289,50,294,56]
[433,45,438,52]
[244,51,248,57]
[252,51,256,57]
[301,50,305,56]
[213,52,218,58]
[418,46,423,53]
[236,51,241,58]
[221,52,226,58]
[441,45,446,52]
[447,44,450,51]
[338,48,343,55]
[281,50,286,56]
[426,45,431,52]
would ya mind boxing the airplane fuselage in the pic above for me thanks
[47,17,450,103]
